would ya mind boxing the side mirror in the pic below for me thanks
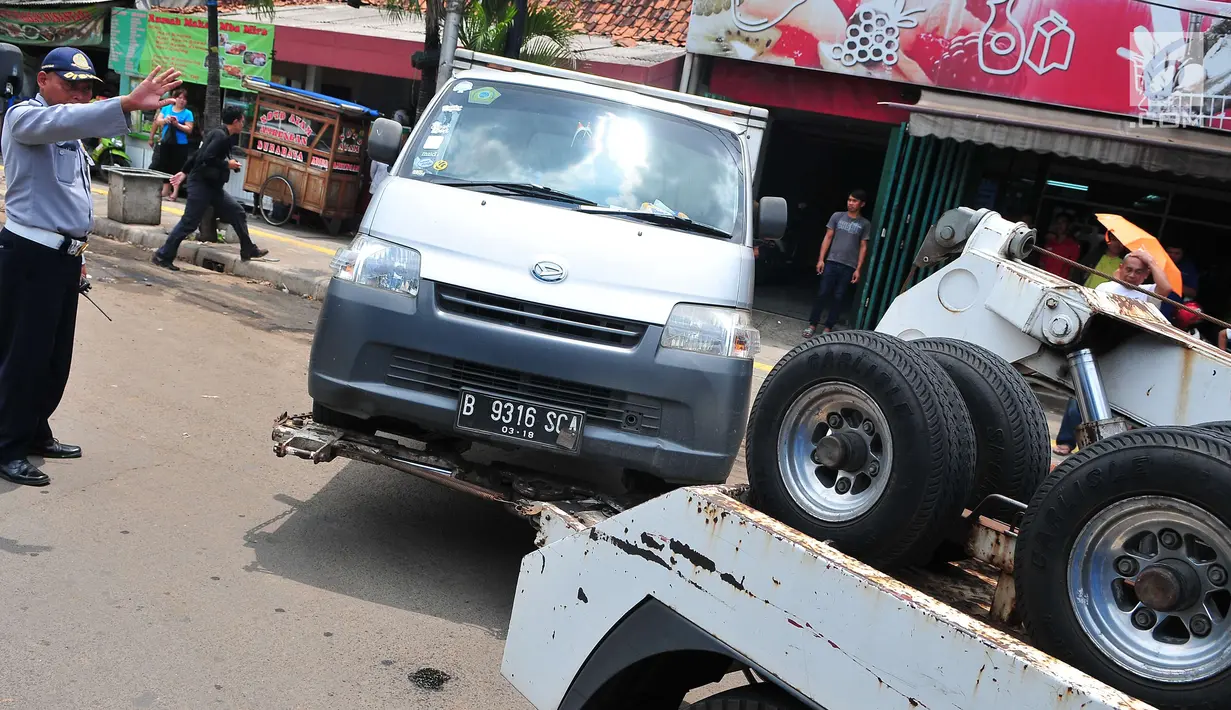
[758,196,788,241]
[368,117,403,165]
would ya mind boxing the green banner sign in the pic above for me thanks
[109,8,148,77]
[139,11,274,91]
[0,4,108,47]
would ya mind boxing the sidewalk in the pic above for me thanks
[87,178,349,301]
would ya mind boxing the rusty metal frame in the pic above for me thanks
[271,411,625,516]
[502,486,1152,710]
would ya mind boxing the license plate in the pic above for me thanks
[455,389,585,452]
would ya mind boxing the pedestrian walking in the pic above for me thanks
[803,189,871,338]
[152,107,268,270]
[0,51,181,486]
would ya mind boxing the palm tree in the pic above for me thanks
[378,0,578,122]
[458,0,578,68]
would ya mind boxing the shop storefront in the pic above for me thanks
[684,0,1231,327]
[0,0,117,100]
[108,7,277,207]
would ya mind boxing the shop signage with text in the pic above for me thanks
[257,109,321,147]
[140,11,274,91]
[255,139,305,163]
[686,0,1231,132]
[0,5,107,46]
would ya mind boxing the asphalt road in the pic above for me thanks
[1,238,761,709]
[0,239,543,709]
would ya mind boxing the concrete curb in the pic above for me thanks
[92,217,331,301]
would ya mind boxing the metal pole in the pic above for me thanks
[1068,349,1113,423]
[437,0,464,94]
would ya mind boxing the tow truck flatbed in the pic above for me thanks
[271,412,1150,710]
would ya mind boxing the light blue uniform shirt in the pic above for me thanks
[1,94,130,240]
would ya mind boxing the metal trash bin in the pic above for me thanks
[104,166,172,226]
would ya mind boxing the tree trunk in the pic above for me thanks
[204,0,222,130]
[414,0,441,123]
[201,0,221,243]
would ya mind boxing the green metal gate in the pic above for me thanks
[853,125,979,329]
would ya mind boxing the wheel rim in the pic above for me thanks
[1068,496,1231,683]
[776,382,893,522]
[260,176,294,226]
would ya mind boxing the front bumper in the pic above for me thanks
[307,278,753,485]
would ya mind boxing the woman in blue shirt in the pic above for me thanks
[151,88,194,200]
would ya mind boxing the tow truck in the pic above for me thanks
[271,50,1231,710]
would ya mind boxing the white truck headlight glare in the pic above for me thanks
[330,235,420,296]
[661,305,760,359]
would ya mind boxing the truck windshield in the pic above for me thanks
[397,79,747,238]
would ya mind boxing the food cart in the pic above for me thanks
[241,77,378,234]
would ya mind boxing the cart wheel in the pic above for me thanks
[913,338,1051,506]
[1016,427,1231,709]
[259,174,295,227]
[746,331,976,569]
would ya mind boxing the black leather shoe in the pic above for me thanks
[0,460,50,487]
[31,439,81,459]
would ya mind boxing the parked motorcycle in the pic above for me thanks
[84,135,131,176]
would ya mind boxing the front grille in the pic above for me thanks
[436,285,647,348]
[387,349,662,435]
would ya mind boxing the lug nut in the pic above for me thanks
[862,421,874,435]
[827,413,844,429]
[1160,530,1182,550]
[1132,608,1157,630]
[1115,556,1139,577]
[1191,614,1213,637]
[1209,565,1228,587]
[867,462,880,478]
[835,478,852,495]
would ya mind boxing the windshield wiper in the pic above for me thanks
[432,179,597,206]
[577,206,733,239]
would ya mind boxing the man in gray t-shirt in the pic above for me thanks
[805,190,872,338]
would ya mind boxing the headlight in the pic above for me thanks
[113,136,124,148]
[661,304,760,359]
[330,235,421,296]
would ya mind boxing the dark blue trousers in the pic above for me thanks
[0,229,81,461]
[808,261,856,329]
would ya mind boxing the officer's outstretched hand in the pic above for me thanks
[169,172,186,188]
[120,66,184,114]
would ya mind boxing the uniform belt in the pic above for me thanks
[5,218,88,257]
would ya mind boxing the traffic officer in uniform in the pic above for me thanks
[0,49,181,486]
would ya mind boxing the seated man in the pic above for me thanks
[1054,249,1173,456]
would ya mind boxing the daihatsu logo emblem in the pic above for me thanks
[532,261,566,283]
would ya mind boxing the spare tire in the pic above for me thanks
[1017,427,1231,710]
[913,337,1051,506]
[746,331,976,569]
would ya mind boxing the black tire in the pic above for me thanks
[689,683,808,709]
[312,401,375,435]
[259,174,295,227]
[1198,421,1231,437]
[1016,427,1231,710]
[746,331,976,569]
[913,337,1050,506]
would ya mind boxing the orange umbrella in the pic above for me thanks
[1094,213,1182,298]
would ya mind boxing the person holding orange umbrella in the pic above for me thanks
[1053,244,1173,457]
[1094,214,1183,299]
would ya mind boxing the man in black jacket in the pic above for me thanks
[152,106,268,269]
